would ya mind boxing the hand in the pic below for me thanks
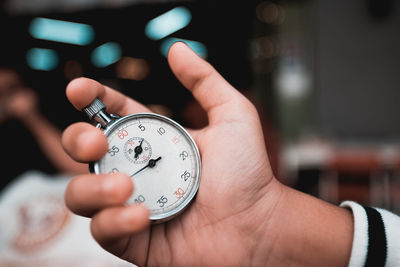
[62,43,353,266]
[6,88,39,121]
[134,138,144,159]
[131,156,162,177]
[62,42,277,266]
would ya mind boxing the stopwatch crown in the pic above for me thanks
[82,98,106,119]
[82,98,113,127]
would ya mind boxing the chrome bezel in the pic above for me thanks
[92,113,201,223]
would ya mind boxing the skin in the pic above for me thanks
[62,42,354,267]
[0,68,87,175]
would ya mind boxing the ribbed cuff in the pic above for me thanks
[340,201,369,267]
[340,199,400,267]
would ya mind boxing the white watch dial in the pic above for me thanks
[93,113,201,222]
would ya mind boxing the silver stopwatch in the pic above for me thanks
[83,98,201,223]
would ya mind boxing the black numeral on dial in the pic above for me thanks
[157,195,168,207]
[108,145,119,156]
[134,195,145,204]
[179,151,188,160]
[157,127,166,135]
[109,168,119,173]
[181,170,190,181]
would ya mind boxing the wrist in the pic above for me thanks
[273,187,353,266]
[245,178,286,266]
[252,183,353,267]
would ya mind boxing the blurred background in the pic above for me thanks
[2,0,400,209]
[0,0,400,262]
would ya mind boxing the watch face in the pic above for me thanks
[94,113,201,222]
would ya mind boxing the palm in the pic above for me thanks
[112,110,274,266]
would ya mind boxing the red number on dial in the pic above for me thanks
[174,188,185,199]
[118,129,128,139]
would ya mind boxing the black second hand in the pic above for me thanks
[130,156,162,177]
[134,138,144,159]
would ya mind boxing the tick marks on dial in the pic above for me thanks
[124,137,152,164]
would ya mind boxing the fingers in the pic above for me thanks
[167,42,252,124]
[62,122,108,162]
[66,77,152,116]
[66,172,150,248]
[91,204,150,245]
[65,173,133,217]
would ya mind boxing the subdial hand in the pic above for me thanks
[130,156,162,177]
[134,138,144,159]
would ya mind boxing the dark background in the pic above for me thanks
[0,1,256,189]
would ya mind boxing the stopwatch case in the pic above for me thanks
[88,112,201,224]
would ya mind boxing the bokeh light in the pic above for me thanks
[145,7,192,40]
[29,17,95,45]
[115,57,150,81]
[251,36,279,59]
[256,1,285,25]
[26,48,59,71]
[64,60,83,80]
[91,42,122,68]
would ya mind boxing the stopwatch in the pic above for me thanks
[82,98,201,223]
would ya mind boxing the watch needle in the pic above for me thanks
[131,156,162,177]
[134,138,144,159]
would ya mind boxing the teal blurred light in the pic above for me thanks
[29,17,94,45]
[160,38,208,59]
[91,42,122,68]
[145,7,191,40]
[26,48,59,71]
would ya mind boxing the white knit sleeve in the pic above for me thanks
[375,207,400,266]
[340,201,400,267]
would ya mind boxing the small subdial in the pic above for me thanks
[124,137,152,164]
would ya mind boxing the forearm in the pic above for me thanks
[21,112,87,175]
[255,182,353,267]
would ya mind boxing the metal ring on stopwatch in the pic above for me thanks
[83,98,201,223]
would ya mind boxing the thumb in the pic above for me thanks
[167,42,251,125]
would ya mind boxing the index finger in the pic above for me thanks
[66,77,151,116]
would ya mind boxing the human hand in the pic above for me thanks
[6,88,39,121]
[62,42,281,266]
[62,43,353,267]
